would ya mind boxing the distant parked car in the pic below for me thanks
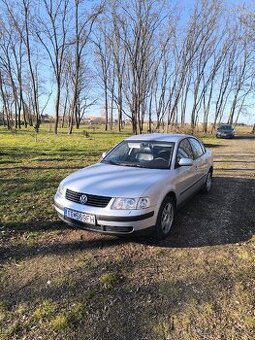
[54,134,213,239]
[216,124,235,138]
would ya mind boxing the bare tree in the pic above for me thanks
[69,0,103,133]
[228,44,253,125]
[35,0,70,134]
[93,22,112,131]
[1,0,45,131]
[116,0,167,133]
[110,6,127,131]
[0,0,254,133]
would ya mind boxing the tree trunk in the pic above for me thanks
[55,79,61,134]
[252,124,255,134]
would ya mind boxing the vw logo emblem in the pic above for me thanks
[80,194,88,204]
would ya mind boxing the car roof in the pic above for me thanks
[125,133,194,143]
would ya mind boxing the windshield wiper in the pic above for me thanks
[102,160,121,165]
[118,162,147,168]
[103,160,147,168]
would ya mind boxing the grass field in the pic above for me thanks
[0,126,254,339]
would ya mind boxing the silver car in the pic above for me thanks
[54,133,213,239]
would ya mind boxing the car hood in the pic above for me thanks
[217,129,233,133]
[61,162,170,197]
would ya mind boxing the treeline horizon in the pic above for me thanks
[0,0,255,134]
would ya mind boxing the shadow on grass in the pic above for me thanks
[153,176,255,248]
[0,147,102,158]
[203,143,223,148]
[0,178,59,197]
[214,160,255,163]
[1,177,254,263]
[4,220,65,232]
[0,166,81,171]
[89,130,132,136]
[215,168,255,172]
[0,231,127,262]
[233,134,255,140]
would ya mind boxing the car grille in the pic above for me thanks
[65,189,112,208]
[103,226,134,233]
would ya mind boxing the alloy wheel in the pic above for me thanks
[161,202,174,234]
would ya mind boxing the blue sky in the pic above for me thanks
[41,0,255,125]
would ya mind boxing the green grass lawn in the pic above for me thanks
[0,125,254,340]
[0,126,131,232]
[0,125,220,235]
[0,126,133,338]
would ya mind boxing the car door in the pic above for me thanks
[188,137,208,188]
[174,138,197,204]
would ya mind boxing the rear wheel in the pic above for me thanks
[154,196,175,240]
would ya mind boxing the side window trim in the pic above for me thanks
[186,138,195,160]
[175,138,194,168]
[188,137,205,160]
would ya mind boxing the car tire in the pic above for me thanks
[201,170,212,193]
[154,196,175,240]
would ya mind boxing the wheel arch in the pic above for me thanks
[154,190,177,219]
[164,191,177,207]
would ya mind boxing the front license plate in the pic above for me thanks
[64,208,96,225]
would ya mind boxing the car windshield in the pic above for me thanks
[219,124,232,130]
[102,141,174,169]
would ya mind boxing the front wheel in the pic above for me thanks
[201,170,212,193]
[154,196,175,240]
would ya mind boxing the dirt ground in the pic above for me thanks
[0,135,255,340]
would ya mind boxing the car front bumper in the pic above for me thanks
[53,195,156,235]
[216,132,234,138]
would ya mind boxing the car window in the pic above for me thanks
[176,139,194,165]
[219,124,232,130]
[188,138,205,159]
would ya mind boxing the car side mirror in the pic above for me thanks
[178,158,193,166]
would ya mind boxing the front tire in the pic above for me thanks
[154,196,175,240]
[202,170,212,193]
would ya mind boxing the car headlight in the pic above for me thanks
[57,184,66,196]
[137,197,150,209]
[111,197,150,210]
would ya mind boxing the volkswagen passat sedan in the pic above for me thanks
[54,134,213,239]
